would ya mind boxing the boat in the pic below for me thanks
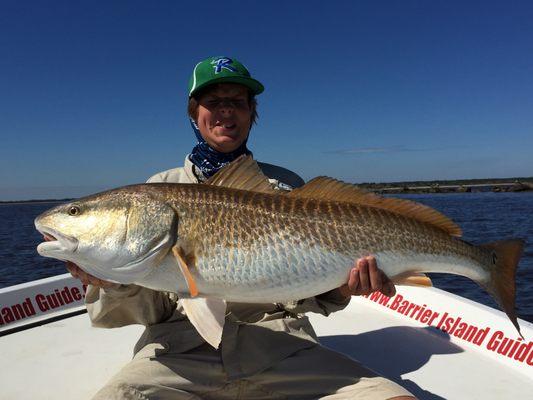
[1,273,532,399]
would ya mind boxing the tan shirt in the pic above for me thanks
[85,156,350,379]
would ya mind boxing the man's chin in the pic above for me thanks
[213,138,245,153]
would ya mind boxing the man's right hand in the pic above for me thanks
[66,261,117,289]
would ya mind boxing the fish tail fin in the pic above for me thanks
[481,239,525,337]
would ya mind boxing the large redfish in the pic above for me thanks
[35,156,524,348]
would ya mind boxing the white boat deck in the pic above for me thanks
[1,276,532,399]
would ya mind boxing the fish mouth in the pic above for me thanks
[35,224,79,257]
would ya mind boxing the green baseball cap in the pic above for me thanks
[188,56,264,97]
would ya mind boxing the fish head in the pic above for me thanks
[35,186,178,284]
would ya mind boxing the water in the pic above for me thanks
[1,192,532,322]
[0,202,68,287]
[395,192,533,323]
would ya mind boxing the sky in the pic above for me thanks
[1,1,532,200]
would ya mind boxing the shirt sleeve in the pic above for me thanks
[282,288,351,316]
[85,284,177,328]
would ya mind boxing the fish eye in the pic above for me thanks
[68,205,81,216]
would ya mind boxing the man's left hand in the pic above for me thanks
[338,256,396,298]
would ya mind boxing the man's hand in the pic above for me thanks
[338,256,396,298]
[66,261,116,289]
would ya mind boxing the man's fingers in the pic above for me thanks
[76,268,91,285]
[82,271,102,287]
[348,265,360,291]
[358,258,370,293]
[381,270,396,297]
[341,256,396,298]
[367,256,382,293]
[66,261,78,278]
[65,262,115,288]
[90,276,113,288]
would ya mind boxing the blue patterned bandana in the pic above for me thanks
[188,119,252,179]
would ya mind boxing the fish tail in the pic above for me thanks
[481,239,525,337]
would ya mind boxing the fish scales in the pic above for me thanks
[144,184,490,302]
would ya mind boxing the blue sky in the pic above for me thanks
[1,1,532,200]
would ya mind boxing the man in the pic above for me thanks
[68,56,415,399]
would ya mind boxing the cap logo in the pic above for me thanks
[211,57,237,74]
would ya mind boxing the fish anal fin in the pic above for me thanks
[289,177,462,237]
[392,272,433,287]
[181,297,227,349]
[172,245,199,297]
[205,155,278,194]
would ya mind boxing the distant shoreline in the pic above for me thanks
[0,199,74,205]
[358,177,533,194]
[2,177,533,203]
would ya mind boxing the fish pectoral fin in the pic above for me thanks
[392,273,433,287]
[180,297,227,349]
[172,245,199,297]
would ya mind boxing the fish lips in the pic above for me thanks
[35,223,79,259]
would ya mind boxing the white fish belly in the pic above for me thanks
[194,244,354,303]
[375,250,489,283]
[193,248,488,303]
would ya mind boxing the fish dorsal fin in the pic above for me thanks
[290,177,462,237]
[205,155,278,194]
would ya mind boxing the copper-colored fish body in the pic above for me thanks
[143,183,490,299]
[35,156,524,340]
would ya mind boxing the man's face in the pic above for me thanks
[195,83,253,153]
